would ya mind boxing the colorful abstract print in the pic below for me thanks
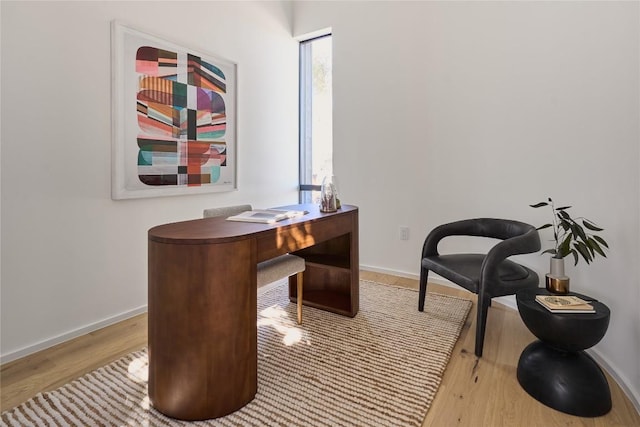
[136,47,227,186]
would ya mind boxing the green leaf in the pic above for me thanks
[588,237,607,258]
[558,235,572,256]
[583,219,604,232]
[574,241,593,264]
[530,202,548,208]
[558,218,571,231]
[536,223,553,230]
[541,249,557,256]
[558,210,572,220]
[571,223,589,243]
[593,235,609,249]
[571,250,579,265]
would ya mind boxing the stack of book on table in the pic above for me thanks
[226,209,308,224]
[535,295,595,313]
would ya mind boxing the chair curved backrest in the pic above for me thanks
[204,204,252,219]
[419,218,541,357]
[422,218,540,258]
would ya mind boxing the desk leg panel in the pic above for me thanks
[148,239,258,420]
[287,210,360,317]
[349,210,359,316]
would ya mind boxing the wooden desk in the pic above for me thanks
[147,204,359,420]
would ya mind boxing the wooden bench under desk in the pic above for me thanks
[147,204,359,421]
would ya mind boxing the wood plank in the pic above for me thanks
[2,271,639,427]
[358,271,640,427]
[1,313,147,411]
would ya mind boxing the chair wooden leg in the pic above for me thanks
[474,295,491,357]
[419,268,429,311]
[296,272,303,324]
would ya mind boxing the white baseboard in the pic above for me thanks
[588,345,640,415]
[0,305,148,365]
[360,264,640,414]
[360,264,472,294]
[359,264,420,281]
[2,280,285,366]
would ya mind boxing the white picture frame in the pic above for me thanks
[111,22,237,200]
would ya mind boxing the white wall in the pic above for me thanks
[294,0,640,410]
[1,1,298,360]
[2,0,639,413]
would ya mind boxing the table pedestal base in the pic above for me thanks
[517,341,611,417]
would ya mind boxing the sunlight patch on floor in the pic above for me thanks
[127,356,148,383]
[258,305,310,346]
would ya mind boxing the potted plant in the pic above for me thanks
[530,197,609,293]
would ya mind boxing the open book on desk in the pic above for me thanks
[535,295,595,313]
[226,209,308,224]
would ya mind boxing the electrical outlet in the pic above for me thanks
[399,226,410,240]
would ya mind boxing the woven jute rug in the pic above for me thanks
[1,280,471,427]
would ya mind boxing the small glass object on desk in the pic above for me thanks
[320,175,339,212]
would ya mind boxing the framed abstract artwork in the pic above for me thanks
[111,22,236,199]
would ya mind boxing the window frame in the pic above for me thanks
[298,33,332,204]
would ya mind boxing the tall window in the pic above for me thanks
[299,35,333,203]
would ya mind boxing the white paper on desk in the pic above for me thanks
[226,209,307,224]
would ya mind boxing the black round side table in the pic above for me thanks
[515,288,611,417]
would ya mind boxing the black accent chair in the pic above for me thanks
[419,218,541,357]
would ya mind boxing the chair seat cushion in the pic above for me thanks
[257,254,305,287]
[422,254,530,293]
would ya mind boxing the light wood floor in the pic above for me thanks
[2,271,639,426]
